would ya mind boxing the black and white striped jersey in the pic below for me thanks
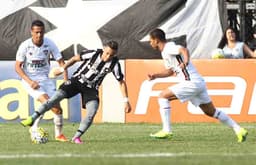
[72,49,124,89]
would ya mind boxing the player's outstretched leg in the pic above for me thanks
[200,102,248,143]
[71,100,99,144]
[212,108,248,142]
[20,90,66,127]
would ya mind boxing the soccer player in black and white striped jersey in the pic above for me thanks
[21,40,131,144]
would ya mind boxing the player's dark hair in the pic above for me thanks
[150,28,167,42]
[105,40,118,51]
[31,20,45,29]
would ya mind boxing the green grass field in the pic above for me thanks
[0,122,256,165]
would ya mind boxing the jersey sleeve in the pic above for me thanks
[16,42,26,62]
[167,44,182,55]
[112,60,124,81]
[162,43,182,69]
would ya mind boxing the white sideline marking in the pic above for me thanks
[1,152,256,159]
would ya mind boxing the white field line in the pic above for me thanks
[1,152,256,159]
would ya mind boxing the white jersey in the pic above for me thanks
[16,37,62,81]
[223,42,244,59]
[161,42,203,82]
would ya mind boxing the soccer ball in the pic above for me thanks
[30,127,49,144]
[211,48,225,59]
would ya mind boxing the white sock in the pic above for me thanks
[53,114,63,137]
[158,98,171,132]
[213,109,241,134]
[31,115,43,131]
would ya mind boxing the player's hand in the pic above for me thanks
[124,102,132,113]
[178,63,186,69]
[147,74,155,80]
[49,67,64,78]
[30,81,40,89]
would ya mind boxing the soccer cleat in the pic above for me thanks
[236,128,248,143]
[71,137,83,144]
[150,130,173,139]
[55,134,68,142]
[20,116,34,127]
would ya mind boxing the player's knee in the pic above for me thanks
[159,92,167,98]
[158,98,170,109]
[159,89,174,99]
[51,107,63,114]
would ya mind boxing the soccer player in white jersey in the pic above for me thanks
[148,28,248,142]
[15,20,68,142]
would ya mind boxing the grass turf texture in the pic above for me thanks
[0,122,255,165]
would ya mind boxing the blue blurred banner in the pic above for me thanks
[0,61,81,122]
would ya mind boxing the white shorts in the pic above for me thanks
[21,79,56,100]
[169,80,211,106]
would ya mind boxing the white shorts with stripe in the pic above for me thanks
[169,80,211,106]
[21,79,56,100]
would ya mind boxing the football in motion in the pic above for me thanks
[29,127,49,144]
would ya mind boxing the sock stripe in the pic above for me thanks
[35,111,41,116]
[215,111,221,119]
[77,129,84,134]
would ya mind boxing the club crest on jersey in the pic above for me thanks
[43,50,49,56]
[104,68,111,73]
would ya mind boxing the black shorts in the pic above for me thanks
[59,77,99,107]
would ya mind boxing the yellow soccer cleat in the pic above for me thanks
[20,116,34,127]
[236,128,248,143]
[150,130,173,139]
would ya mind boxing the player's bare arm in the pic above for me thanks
[49,55,81,77]
[57,58,68,81]
[119,79,131,113]
[148,68,174,80]
[62,55,81,69]
[15,60,39,89]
